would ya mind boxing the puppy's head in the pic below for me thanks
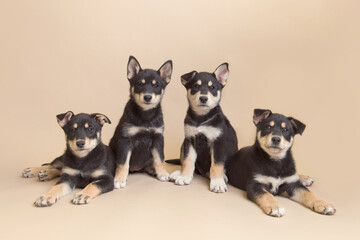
[127,56,173,111]
[253,109,306,160]
[181,63,229,116]
[56,111,111,158]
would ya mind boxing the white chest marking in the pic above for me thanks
[124,124,164,137]
[253,174,299,193]
[62,167,80,176]
[90,169,106,178]
[184,124,222,142]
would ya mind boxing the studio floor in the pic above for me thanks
[1,161,358,240]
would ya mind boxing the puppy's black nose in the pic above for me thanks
[199,96,208,103]
[271,137,281,145]
[76,140,85,148]
[144,95,152,102]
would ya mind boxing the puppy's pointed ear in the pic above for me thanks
[91,113,111,126]
[213,63,229,87]
[127,56,142,80]
[56,111,74,128]
[181,71,197,86]
[288,117,306,135]
[158,60,173,84]
[253,109,272,125]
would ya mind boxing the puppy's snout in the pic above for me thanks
[144,95,152,102]
[199,96,208,103]
[271,137,281,145]
[76,140,85,148]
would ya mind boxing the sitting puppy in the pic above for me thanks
[226,109,336,217]
[22,111,115,207]
[169,63,238,193]
[109,56,173,189]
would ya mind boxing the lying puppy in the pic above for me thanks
[109,56,173,189]
[226,109,336,217]
[169,63,238,193]
[22,111,114,207]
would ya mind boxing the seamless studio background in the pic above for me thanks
[0,1,359,239]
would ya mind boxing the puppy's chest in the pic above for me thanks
[122,123,164,138]
[184,124,223,143]
[253,173,299,194]
[62,167,107,179]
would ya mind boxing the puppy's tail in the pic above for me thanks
[165,159,181,165]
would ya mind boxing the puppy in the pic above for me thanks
[169,63,238,193]
[109,56,173,189]
[226,109,336,217]
[22,111,115,207]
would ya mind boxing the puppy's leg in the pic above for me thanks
[22,165,51,178]
[114,139,132,189]
[247,181,285,217]
[34,176,75,207]
[209,147,227,193]
[38,168,61,182]
[299,174,314,187]
[72,175,114,205]
[289,184,336,215]
[170,139,197,185]
[151,134,169,181]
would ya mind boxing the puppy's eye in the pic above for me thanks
[209,86,215,90]
[283,128,288,132]
[266,125,272,130]
[88,127,94,132]
[153,83,159,88]
[194,84,200,89]
[70,128,76,133]
[137,82,144,87]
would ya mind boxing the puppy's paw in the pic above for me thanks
[22,168,37,178]
[38,170,50,182]
[313,200,336,215]
[157,173,170,182]
[169,170,181,182]
[265,206,285,217]
[34,195,57,207]
[210,178,227,193]
[72,194,92,205]
[299,175,314,187]
[175,175,193,185]
[114,180,126,189]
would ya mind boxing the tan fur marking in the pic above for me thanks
[197,80,202,85]
[152,80,156,85]
[78,183,101,198]
[290,188,336,214]
[210,163,224,179]
[281,122,286,128]
[208,81,213,86]
[255,192,283,215]
[270,121,275,127]
[73,123,78,129]
[141,79,145,84]
[114,151,132,184]
[85,123,89,128]
[152,149,169,178]
[180,145,197,176]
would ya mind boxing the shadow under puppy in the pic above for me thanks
[22,111,115,207]
[226,109,336,217]
[109,56,173,189]
[169,63,238,193]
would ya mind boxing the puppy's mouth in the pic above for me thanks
[268,146,283,152]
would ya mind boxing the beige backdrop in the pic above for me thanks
[1,0,359,239]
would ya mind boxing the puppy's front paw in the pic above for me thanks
[34,195,57,207]
[313,200,336,215]
[72,194,92,205]
[265,205,285,217]
[22,168,37,178]
[38,170,50,182]
[210,178,227,193]
[157,173,170,182]
[169,170,181,182]
[170,171,193,185]
[114,180,126,189]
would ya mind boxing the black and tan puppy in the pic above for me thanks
[109,56,172,189]
[22,111,114,207]
[226,109,336,217]
[169,63,238,193]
